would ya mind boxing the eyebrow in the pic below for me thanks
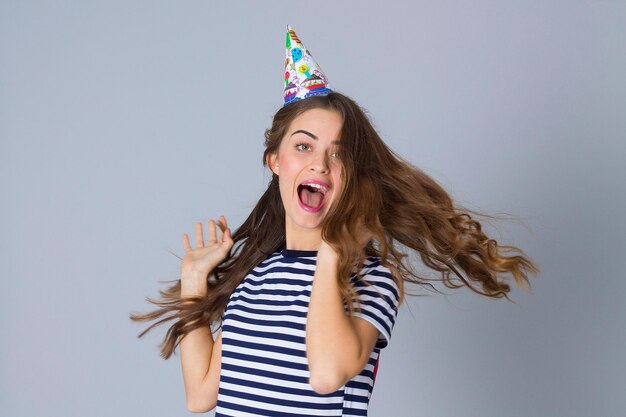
[291,129,341,144]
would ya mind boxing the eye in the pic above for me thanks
[295,143,311,151]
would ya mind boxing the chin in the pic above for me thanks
[293,214,325,228]
[287,208,327,231]
[283,191,336,231]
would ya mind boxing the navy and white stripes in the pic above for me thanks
[215,247,400,416]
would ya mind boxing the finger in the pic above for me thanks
[195,222,204,248]
[224,227,233,243]
[208,219,217,244]
[217,215,227,233]
[182,233,192,252]
[220,216,228,242]
[218,216,229,240]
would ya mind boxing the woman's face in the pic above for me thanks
[267,107,344,246]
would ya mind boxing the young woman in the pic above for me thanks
[131,26,539,416]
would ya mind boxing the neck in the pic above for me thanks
[285,235,321,251]
[285,224,322,251]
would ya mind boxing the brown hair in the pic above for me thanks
[130,92,539,359]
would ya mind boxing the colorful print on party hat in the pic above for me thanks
[283,24,334,106]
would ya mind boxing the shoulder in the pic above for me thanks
[352,256,400,302]
[349,256,402,349]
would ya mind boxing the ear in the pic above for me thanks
[267,153,279,176]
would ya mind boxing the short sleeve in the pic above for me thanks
[348,257,401,349]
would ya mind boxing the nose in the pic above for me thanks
[309,152,330,174]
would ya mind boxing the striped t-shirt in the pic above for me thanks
[215,246,400,416]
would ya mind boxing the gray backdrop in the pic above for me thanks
[1,1,624,416]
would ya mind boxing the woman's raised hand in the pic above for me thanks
[181,215,234,279]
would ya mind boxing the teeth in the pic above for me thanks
[302,183,328,194]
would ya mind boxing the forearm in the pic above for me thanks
[179,270,215,411]
[180,326,214,403]
[306,249,361,392]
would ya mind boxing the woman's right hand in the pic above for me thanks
[181,215,234,282]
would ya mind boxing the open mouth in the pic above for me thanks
[297,183,327,212]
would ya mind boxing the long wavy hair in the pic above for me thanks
[130,91,539,359]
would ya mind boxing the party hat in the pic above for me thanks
[283,24,334,106]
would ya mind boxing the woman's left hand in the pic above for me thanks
[318,217,373,259]
[355,218,374,249]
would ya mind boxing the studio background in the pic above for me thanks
[1,1,624,416]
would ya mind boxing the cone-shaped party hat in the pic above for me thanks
[283,24,334,106]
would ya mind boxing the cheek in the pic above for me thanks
[277,156,303,181]
[277,181,293,212]
[277,164,298,199]
[278,176,291,197]
[333,167,345,189]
